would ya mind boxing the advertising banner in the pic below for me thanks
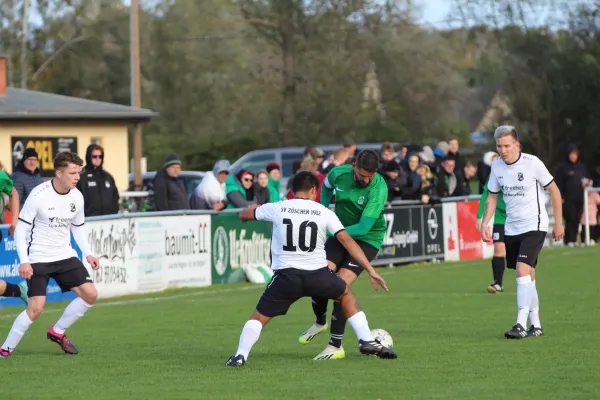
[161,216,211,288]
[11,136,77,177]
[83,218,138,298]
[442,203,459,261]
[374,204,444,265]
[211,213,271,285]
[0,227,75,308]
[456,201,484,260]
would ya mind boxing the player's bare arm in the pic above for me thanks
[239,204,261,222]
[8,187,19,236]
[545,181,565,241]
[335,230,388,292]
[480,192,498,242]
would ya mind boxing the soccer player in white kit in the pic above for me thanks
[225,172,397,367]
[480,126,564,339]
[0,152,100,358]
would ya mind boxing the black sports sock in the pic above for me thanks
[328,301,346,348]
[312,297,328,325]
[3,283,21,298]
[492,256,506,286]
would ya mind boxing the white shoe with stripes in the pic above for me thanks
[313,344,345,360]
[298,323,328,344]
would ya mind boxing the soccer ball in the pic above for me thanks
[371,328,393,349]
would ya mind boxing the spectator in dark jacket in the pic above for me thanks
[434,153,467,198]
[447,137,466,177]
[555,144,589,246]
[380,160,406,202]
[153,154,189,211]
[400,153,422,200]
[11,148,43,208]
[254,171,271,205]
[76,144,120,216]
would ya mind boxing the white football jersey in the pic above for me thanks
[17,181,85,263]
[255,199,345,271]
[487,152,554,236]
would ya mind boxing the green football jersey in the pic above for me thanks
[326,164,388,249]
[0,170,14,195]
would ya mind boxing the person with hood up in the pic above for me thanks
[266,162,282,202]
[11,148,43,208]
[153,154,189,211]
[226,169,256,209]
[76,144,119,216]
[190,160,230,210]
[555,144,589,246]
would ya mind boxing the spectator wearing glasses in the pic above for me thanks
[77,144,119,216]
[226,169,256,209]
[11,148,43,208]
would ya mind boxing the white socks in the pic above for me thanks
[236,320,263,360]
[529,280,541,328]
[348,311,374,342]
[2,310,33,351]
[54,297,93,335]
[516,275,531,327]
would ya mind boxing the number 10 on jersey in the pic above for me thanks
[282,218,318,252]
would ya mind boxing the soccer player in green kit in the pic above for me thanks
[476,152,508,294]
[298,150,389,360]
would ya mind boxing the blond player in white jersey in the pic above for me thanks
[0,152,100,358]
[480,126,564,339]
[225,171,397,367]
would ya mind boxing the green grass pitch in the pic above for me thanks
[1,246,599,399]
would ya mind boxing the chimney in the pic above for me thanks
[0,55,6,97]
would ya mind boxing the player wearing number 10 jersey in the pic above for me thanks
[225,172,396,367]
[299,150,389,360]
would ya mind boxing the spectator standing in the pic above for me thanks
[226,170,256,209]
[432,141,449,170]
[76,145,119,216]
[254,171,271,205]
[434,154,467,198]
[417,164,435,204]
[11,148,43,208]
[555,144,588,246]
[266,162,282,203]
[380,142,395,166]
[190,160,230,210]
[477,151,497,194]
[320,148,348,175]
[400,153,422,201]
[580,178,600,244]
[462,163,478,195]
[380,160,405,202]
[447,137,466,175]
[153,154,189,211]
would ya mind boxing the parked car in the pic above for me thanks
[127,171,206,211]
[229,143,387,191]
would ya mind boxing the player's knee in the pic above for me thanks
[27,303,44,320]
[81,285,98,304]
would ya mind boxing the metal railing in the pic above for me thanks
[583,187,600,246]
[388,194,482,207]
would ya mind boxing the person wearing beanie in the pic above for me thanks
[76,144,120,216]
[11,148,43,208]
[152,154,189,211]
[266,162,281,202]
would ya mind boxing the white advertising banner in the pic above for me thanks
[85,218,139,298]
[160,216,212,288]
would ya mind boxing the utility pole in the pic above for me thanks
[130,0,143,190]
[20,0,30,88]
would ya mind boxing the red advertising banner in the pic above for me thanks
[456,201,483,260]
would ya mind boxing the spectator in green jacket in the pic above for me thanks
[266,162,281,202]
[226,169,256,209]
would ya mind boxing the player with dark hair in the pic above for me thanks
[225,171,396,367]
[298,150,390,360]
[1,152,101,358]
[480,126,564,339]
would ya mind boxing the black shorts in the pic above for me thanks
[325,237,380,276]
[492,224,505,243]
[505,231,546,269]
[28,257,91,297]
[256,267,347,318]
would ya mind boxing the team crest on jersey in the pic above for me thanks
[70,203,76,212]
[105,181,111,188]
[357,196,365,206]
[517,172,524,181]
